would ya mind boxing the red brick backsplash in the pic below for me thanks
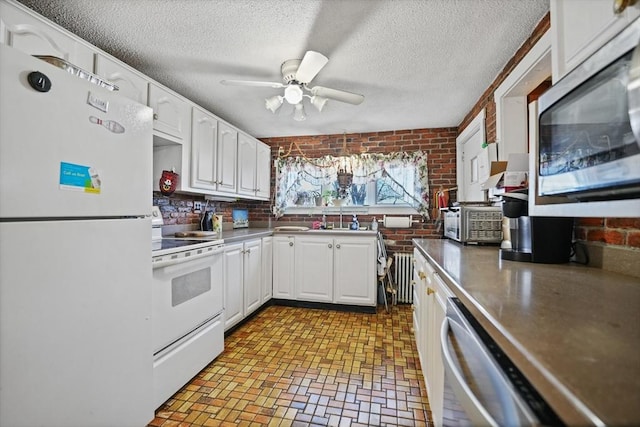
[576,217,640,248]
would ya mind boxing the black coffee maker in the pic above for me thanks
[500,193,574,264]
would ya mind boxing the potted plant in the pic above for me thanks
[321,189,336,206]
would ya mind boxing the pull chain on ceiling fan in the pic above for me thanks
[221,50,364,121]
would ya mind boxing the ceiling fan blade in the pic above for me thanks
[220,79,285,88]
[309,86,364,105]
[294,51,329,84]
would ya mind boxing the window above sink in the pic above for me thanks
[274,151,431,218]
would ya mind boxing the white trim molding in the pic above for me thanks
[494,30,552,161]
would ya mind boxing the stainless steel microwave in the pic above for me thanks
[538,16,640,201]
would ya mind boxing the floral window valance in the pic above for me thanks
[274,151,430,219]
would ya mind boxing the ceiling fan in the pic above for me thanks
[221,51,364,121]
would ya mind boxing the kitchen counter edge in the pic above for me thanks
[412,238,640,426]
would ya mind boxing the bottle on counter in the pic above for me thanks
[371,217,378,231]
[350,214,359,230]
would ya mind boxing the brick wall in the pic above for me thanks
[257,130,458,254]
[458,11,640,260]
[152,129,457,255]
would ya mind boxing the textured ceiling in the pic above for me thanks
[17,0,549,138]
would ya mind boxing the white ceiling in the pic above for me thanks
[18,0,549,138]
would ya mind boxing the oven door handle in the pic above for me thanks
[627,37,640,148]
[152,246,223,269]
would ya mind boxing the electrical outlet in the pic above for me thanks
[194,202,202,211]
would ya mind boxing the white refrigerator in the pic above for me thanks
[0,45,154,426]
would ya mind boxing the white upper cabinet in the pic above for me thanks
[95,54,148,105]
[148,83,191,144]
[238,133,258,197]
[0,0,94,71]
[190,106,219,191]
[217,122,238,194]
[551,0,640,82]
[256,141,271,200]
[238,133,271,200]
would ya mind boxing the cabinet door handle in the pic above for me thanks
[153,113,158,120]
[411,280,416,287]
[427,287,435,295]
[328,244,332,249]
[289,242,293,247]
[418,271,426,280]
[336,244,341,249]
[246,248,251,254]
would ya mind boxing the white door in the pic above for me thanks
[0,219,153,427]
[217,122,238,193]
[456,111,490,202]
[243,239,262,315]
[191,107,218,191]
[273,236,295,299]
[152,245,224,352]
[238,133,257,196]
[223,242,244,329]
[149,83,190,142]
[95,53,149,105]
[256,141,272,199]
[0,1,95,70]
[0,45,152,218]
[295,236,333,302]
[333,238,376,305]
[261,237,273,303]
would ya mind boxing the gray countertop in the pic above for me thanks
[413,238,640,426]
[220,228,273,243]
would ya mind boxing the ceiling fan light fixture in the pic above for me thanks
[284,84,304,104]
[310,95,328,112]
[293,103,306,121]
[265,95,283,113]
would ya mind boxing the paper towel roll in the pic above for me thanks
[383,216,411,228]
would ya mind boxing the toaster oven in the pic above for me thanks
[443,205,503,244]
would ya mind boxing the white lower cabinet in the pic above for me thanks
[223,242,244,330]
[223,238,265,331]
[261,237,273,304]
[274,234,376,307]
[333,237,376,305]
[296,236,334,302]
[413,247,450,427]
[243,239,262,316]
[273,235,296,299]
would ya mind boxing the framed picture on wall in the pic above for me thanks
[232,209,249,229]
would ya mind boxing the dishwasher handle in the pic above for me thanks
[440,317,500,427]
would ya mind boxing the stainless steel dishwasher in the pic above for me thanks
[440,298,563,426]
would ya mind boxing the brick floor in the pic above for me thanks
[149,304,431,426]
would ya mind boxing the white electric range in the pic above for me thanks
[150,206,225,408]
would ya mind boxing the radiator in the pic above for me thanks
[394,252,414,303]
